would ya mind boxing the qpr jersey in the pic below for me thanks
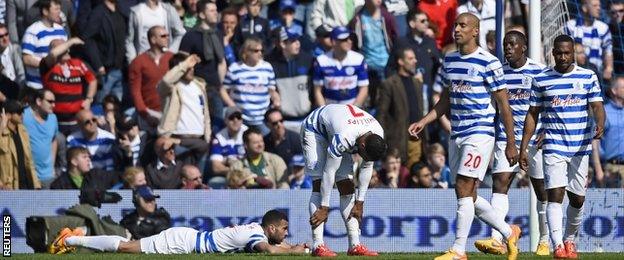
[196,223,268,253]
[303,104,384,158]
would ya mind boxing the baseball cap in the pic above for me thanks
[223,106,242,119]
[1,99,25,114]
[331,26,351,41]
[279,0,297,12]
[290,154,305,167]
[279,26,301,41]
[315,26,331,38]
[134,185,160,201]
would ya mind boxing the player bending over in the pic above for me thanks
[49,210,308,255]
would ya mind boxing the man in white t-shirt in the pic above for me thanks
[157,53,211,165]
[51,209,308,255]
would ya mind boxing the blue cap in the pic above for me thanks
[279,26,301,41]
[280,0,297,12]
[134,185,160,200]
[331,26,351,40]
[291,154,305,167]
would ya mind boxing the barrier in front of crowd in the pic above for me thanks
[1,189,622,253]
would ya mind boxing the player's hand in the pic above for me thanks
[519,150,529,172]
[505,141,518,166]
[408,121,426,139]
[594,125,604,139]
[535,133,545,149]
[310,206,329,228]
[349,200,364,226]
[291,243,308,253]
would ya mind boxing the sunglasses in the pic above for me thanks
[160,34,169,38]
[611,9,624,14]
[163,144,176,152]
[0,33,8,38]
[45,99,56,104]
[81,118,97,125]
[419,19,429,23]
[269,119,284,126]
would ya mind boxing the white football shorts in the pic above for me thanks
[140,227,198,254]
[449,135,495,181]
[492,142,544,179]
[542,154,589,196]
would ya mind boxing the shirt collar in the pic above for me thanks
[156,159,176,170]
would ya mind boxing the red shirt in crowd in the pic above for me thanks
[128,51,173,118]
[418,0,458,49]
[41,58,96,123]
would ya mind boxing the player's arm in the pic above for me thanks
[408,87,450,138]
[492,88,518,165]
[310,151,342,227]
[590,101,605,139]
[254,241,307,254]
[353,86,368,107]
[520,105,541,171]
[313,85,326,106]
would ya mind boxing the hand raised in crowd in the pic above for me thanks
[185,54,201,68]
[68,37,85,46]
[0,108,8,133]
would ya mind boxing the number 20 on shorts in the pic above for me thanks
[464,153,482,169]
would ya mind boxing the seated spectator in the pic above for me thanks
[230,128,289,189]
[50,146,121,190]
[369,169,388,189]
[377,148,409,188]
[145,136,183,189]
[426,143,452,189]
[117,117,146,167]
[67,109,117,171]
[226,169,252,189]
[407,163,437,188]
[22,89,58,188]
[95,95,122,135]
[263,108,301,165]
[313,26,369,107]
[0,23,25,92]
[0,100,40,190]
[312,26,332,57]
[125,0,185,62]
[288,154,311,189]
[180,164,209,189]
[120,185,172,240]
[40,38,97,135]
[122,167,147,189]
[209,107,248,186]
[221,37,280,134]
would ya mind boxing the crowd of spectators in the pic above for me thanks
[0,0,623,192]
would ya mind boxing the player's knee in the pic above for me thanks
[492,173,513,194]
[546,188,565,203]
[336,179,354,195]
[567,191,585,208]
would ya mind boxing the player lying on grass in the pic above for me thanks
[49,209,308,255]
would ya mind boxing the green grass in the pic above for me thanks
[7,253,624,260]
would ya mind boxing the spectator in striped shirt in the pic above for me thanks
[21,0,67,89]
[520,35,605,259]
[565,0,614,82]
[221,37,280,135]
[312,26,369,107]
[67,109,117,171]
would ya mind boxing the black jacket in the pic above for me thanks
[120,207,171,239]
[387,35,442,89]
[50,169,121,190]
[80,2,128,70]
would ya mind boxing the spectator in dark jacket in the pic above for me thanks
[234,0,271,50]
[263,108,301,165]
[120,185,171,239]
[51,146,121,190]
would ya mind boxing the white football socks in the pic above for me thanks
[475,196,512,239]
[309,192,325,249]
[340,193,360,248]
[564,204,584,242]
[452,197,475,254]
[65,235,128,252]
[536,200,550,243]
[547,202,564,247]
[489,193,509,242]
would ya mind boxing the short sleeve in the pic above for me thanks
[209,138,224,161]
[21,31,38,56]
[327,134,349,158]
[312,59,324,86]
[223,65,236,89]
[356,60,369,87]
[529,77,542,107]
[247,233,268,252]
[484,60,506,92]
[587,74,603,103]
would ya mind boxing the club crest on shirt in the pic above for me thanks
[522,76,532,87]
[345,67,355,76]
[468,67,479,77]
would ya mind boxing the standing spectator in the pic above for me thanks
[220,7,239,65]
[6,0,73,44]
[40,38,97,135]
[230,128,289,189]
[50,146,120,190]
[67,109,117,171]
[599,76,624,187]
[209,107,248,186]
[0,100,40,190]
[312,26,332,57]
[22,89,58,188]
[81,0,128,103]
[179,0,226,129]
[565,0,613,82]
[575,42,601,82]
[122,167,147,189]
[21,0,67,89]
[266,27,313,132]
[0,23,25,91]
[145,136,183,189]
[308,0,364,38]
[270,0,304,34]
[377,48,427,168]
[417,0,458,49]
[129,25,174,134]
[609,0,624,76]
[234,0,271,50]
[120,185,172,240]
[182,0,199,30]
[383,0,412,37]
[157,53,211,165]
[263,108,302,165]
[376,148,410,188]
[125,0,186,62]
[221,37,280,134]
[313,26,368,106]
[180,164,209,189]
[348,0,397,106]
[387,9,441,91]
[457,0,495,47]
[289,154,312,189]
[426,143,452,189]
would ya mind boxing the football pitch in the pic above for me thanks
[8,253,624,259]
